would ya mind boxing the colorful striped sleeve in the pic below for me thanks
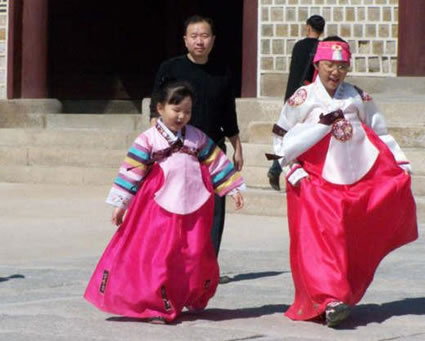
[199,137,244,197]
[106,133,152,208]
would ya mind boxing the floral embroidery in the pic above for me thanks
[288,89,307,107]
[331,119,353,142]
[99,270,109,294]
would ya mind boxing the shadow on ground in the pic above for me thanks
[223,270,288,283]
[107,303,288,325]
[334,297,425,330]
[0,274,25,283]
[102,270,290,324]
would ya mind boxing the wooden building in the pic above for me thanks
[3,0,425,102]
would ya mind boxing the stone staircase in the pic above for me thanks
[0,94,424,222]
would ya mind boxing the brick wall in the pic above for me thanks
[259,0,399,96]
[0,0,7,99]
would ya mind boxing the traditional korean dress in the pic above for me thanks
[84,120,244,322]
[273,77,418,321]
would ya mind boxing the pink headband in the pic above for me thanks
[313,41,351,65]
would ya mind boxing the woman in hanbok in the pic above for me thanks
[270,36,417,327]
[84,81,244,323]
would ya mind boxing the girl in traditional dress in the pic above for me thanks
[270,36,417,327]
[84,81,244,323]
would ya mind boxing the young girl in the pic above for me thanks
[84,81,245,323]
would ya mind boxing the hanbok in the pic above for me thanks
[84,121,244,322]
[273,77,418,321]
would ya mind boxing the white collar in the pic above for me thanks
[157,118,184,143]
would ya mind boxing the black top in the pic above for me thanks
[284,38,319,101]
[150,55,239,144]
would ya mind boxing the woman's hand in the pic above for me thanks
[112,207,126,226]
[231,192,244,210]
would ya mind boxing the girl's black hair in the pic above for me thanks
[152,80,194,109]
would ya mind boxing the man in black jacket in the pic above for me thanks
[150,16,243,274]
[268,15,325,191]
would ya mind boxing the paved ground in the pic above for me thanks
[1,183,424,341]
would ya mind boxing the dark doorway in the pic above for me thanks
[47,1,243,102]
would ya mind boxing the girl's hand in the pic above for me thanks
[231,192,244,210]
[112,207,126,226]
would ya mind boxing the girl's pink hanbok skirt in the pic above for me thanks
[84,163,219,322]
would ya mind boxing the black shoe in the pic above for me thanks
[325,301,350,327]
[267,172,280,191]
[219,275,231,284]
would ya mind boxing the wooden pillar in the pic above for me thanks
[241,0,257,97]
[7,0,48,98]
[7,0,23,98]
[398,1,425,76]
[22,0,49,97]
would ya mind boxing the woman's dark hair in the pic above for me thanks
[152,80,194,110]
[323,35,348,44]
[307,15,325,34]
[184,15,216,36]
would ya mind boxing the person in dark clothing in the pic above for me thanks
[268,15,325,191]
[150,16,244,280]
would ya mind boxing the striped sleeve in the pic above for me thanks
[199,137,244,197]
[106,133,152,208]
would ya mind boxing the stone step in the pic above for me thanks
[142,95,425,128]
[0,128,139,149]
[1,162,424,197]
[2,96,422,136]
[344,76,425,95]
[0,99,140,114]
[241,165,425,197]
[0,113,146,131]
[0,165,117,186]
[226,187,425,223]
[235,96,425,140]
[1,143,424,175]
[1,165,423,222]
[61,100,141,113]
[0,99,62,114]
[265,75,425,97]
[248,121,425,147]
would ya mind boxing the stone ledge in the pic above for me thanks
[0,99,62,114]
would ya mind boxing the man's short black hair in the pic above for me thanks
[184,15,216,36]
[306,15,325,34]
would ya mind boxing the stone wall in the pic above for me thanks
[259,0,399,96]
[0,0,7,99]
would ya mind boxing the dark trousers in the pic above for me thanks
[211,194,226,256]
[268,159,283,176]
[211,138,227,256]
